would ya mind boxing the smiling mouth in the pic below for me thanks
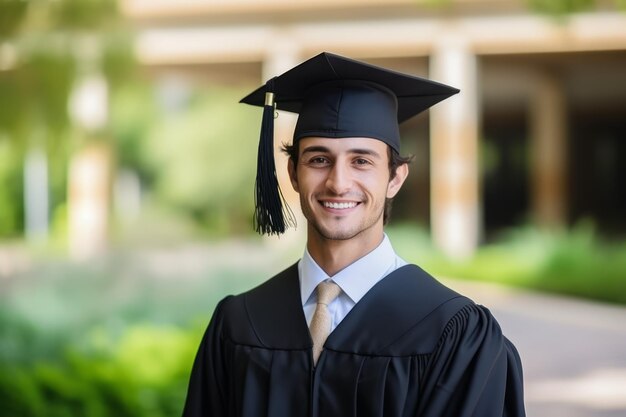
[321,201,359,210]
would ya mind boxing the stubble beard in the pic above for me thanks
[301,196,385,241]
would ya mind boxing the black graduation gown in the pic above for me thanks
[182,263,526,417]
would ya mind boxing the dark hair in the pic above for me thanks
[281,141,413,225]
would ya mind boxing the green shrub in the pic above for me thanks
[0,252,271,417]
[0,316,202,417]
[0,141,24,237]
[388,221,626,305]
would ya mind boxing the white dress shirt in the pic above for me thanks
[299,234,408,332]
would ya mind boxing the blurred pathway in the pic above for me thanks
[444,279,626,417]
[0,245,30,280]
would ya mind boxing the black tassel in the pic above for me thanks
[254,77,296,235]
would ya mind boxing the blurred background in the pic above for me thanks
[1,0,625,416]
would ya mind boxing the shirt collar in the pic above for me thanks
[299,234,398,306]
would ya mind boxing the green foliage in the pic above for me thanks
[101,32,136,88]
[0,140,24,235]
[0,247,272,417]
[143,87,260,235]
[109,82,159,180]
[52,0,118,30]
[421,0,626,14]
[388,221,626,304]
[421,0,453,8]
[0,0,132,143]
[0,48,76,156]
[0,0,29,39]
[0,323,200,417]
[0,0,134,239]
[526,0,626,15]
[0,72,27,141]
[528,0,596,15]
[24,49,77,134]
[109,83,261,236]
[535,225,626,302]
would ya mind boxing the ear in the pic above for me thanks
[288,158,299,193]
[386,163,409,198]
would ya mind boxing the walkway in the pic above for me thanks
[445,279,626,417]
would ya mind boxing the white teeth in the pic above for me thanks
[323,201,357,209]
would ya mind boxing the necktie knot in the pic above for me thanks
[316,281,342,305]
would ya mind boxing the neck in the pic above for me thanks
[306,226,384,277]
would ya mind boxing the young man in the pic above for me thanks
[183,52,526,417]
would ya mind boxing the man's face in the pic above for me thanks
[288,137,407,242]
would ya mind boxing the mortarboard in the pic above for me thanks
[240,52,459,236]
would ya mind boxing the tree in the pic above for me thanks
[0,0,132,241]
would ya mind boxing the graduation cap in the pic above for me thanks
[240,52,459,236]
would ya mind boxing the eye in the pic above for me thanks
[354,158,371,166]
[307,156,330,165]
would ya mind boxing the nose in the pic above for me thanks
[325,161,352,195]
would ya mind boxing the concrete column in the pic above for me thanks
[262,41,306,249]
[429,38,480,260]
[67,73,111,259]
[530,71,567,229]
[24,145,49,242]
[68,144,111,260]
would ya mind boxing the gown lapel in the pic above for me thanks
[243,262,469,356]
[325,264,468,356]
[243,262,313,350]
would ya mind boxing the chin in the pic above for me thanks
[311,220,369,241]
[319,230,361,241]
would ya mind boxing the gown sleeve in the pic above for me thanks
[182,297,231,417]
[417,303,526,417]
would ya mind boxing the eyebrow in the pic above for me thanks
[301,146,382,159]
[301,146,330,155]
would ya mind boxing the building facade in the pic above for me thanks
[122,0,626,257]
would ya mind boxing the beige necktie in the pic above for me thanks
[309,281,342,365]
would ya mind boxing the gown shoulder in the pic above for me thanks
[184,263,526,417]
